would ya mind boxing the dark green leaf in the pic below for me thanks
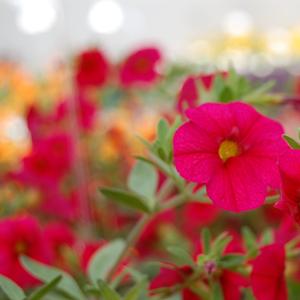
[219,254,244,269]
[88,239,125,284]
[157,119,169,142]
[283,135,300,150]
[211,281,224,300]
[0,275,25,300]
[219,86,234,102]
[100,188,152,213]
[201,228,211,255]
[97,280,121,300]
[124,279,148,300]
[28,276,62,300]
[20,256,84,300]
[242,227,258,257]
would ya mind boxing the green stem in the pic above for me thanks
[107,214,150,281]
[157,178,174,202]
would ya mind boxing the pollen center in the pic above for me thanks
[15,241,27,254]
[218,140,240,162]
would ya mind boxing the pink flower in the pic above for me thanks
[173,101,286,212]
[276,148,300,224]
[0,215,52,287]
[16,132,74,188]
[44,222,75,270]
[177,73,227,114]
[119,47,162,87]
[251,244,287,300]
[56,93,97,131]
[40,187,79,221]
[75,48,110,89]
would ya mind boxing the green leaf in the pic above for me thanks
[219,254,245,269]
[242,227,258,257]
[157,119,169,143]
[28,276,62,300]
[0,275,25,300]
[124,279,148,300]
[128,160,158,207]
[260,229,274,246]
[201,228,211,255]
[219,86,234,102]
[97,280,121,300]
[283,135,300,150]
[211,233,232,258]
[167,246,195,266]
[20,256,85,300]
[211,281,224,300]
[100,187,152,213]
[88,239,125,284]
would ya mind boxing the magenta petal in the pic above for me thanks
[174,122,220,183]
[251,244,287,300]
[206,157,266,212]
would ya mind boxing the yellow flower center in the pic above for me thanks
[15,241,27,254]
[218,140,240,162]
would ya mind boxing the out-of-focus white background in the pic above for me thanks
[1,0,300,72]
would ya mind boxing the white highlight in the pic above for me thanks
[88,0,124,34]
[16,0,57,34]
[223,10,253,37]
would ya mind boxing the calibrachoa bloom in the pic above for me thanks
[119,47,162,87]
[177,72,227,114]
[251,244,287,300]
[44,222,75,270]
[173,101,287,212]
[276,148,300,224]
[15,132,74,188]
[75,48,110,89]
[0,215,52,287]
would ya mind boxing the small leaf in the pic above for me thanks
[157,119,169,142]
[219,86,234,102]
[219,254,245,269]
[100,188,152,213]
[283,135,300,150]
[28,275,62,300]
[128,160,158,205]
[167,246,195,266]
[201,228,211,255]
[97,280,121,300]
[0,275,25,300]
[242,227,258,257]
[20,256,85,300]
[124,279,148,300]
[260,229,274,246]
[211,234,232,258]
[88,239,125,284]
[211,280,224,300]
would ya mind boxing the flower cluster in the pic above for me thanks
[1,47,300,300]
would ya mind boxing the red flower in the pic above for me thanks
[56,93,97,131]
[0,215,52,287]
[119,47,162,87]
[276,148,300,224]
[16,133,74,188]
[40,187,79,221]
[173,102,287,212]
[251,244,287,300]
[75,48,110,89]
[181,202,219,240]
[44,222,75,269]
[177,73,227,114]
